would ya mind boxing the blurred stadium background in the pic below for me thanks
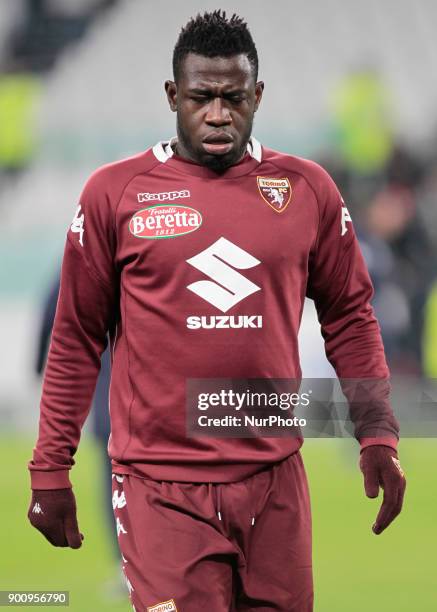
[0,1,436,610]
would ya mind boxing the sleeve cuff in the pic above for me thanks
[359,436,399,452]
[29,468,72,490]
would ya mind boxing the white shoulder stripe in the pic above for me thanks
[247,136,262,162]
[164,141,175,159]
[152,140,174,163]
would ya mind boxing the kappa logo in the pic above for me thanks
[122,569,134,595]
[116,517,127,536]
[341,206,352,236]
[257,177,292,212]
[32,502,43,514]
[147,599,178,612]
[112,490,127,510]
[70,204,85,246]
[137,189,190,203]
[391,456,405,478]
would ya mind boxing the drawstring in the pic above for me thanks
[246,478,257,527]
[209,483,223,522]
[250,487,256,527]
[216,485,222,521]
[213,482,258,527]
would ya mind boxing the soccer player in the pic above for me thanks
[28,11,406,612]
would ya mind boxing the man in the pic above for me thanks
[28,11,406,612]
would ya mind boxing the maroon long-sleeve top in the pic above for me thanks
[29,138,399,489]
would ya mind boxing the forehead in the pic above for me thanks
[179,53,254,88]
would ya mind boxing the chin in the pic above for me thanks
[203,156,233,172]
[200,148,244,173]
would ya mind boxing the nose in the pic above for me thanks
[205,97,232,126]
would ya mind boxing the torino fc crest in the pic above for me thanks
[257,177,292,213]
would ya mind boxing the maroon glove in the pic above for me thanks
[27,488,84,548]
[360,445,406,535]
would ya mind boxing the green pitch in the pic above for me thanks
[1,436,435,611]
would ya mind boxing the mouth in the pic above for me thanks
[202,133,234,155]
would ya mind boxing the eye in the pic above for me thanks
[227,95,244,104]
[190,95,210,103]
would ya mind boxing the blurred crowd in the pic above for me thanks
[320,67,437,376]
[0,0,117,181]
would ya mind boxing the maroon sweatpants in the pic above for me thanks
[111,451,313,612]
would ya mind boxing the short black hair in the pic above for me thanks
[173,10,258,82]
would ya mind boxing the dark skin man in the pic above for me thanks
[165,52,264,172]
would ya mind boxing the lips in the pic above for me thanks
[203,132,233,144]
[202,133,234,155]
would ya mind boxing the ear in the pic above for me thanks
[165,80,177,112]
[254,81,264,112]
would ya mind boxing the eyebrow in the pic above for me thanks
[187,87,246,95]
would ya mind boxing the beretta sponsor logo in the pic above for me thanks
[129,205,202,239]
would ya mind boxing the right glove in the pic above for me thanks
[360,445,406,535]
[27,488,84,548]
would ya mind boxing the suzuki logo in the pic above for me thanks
[186,237,261,312]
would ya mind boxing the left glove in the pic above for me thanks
[27,488,84,548]
[359,445,406,535]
